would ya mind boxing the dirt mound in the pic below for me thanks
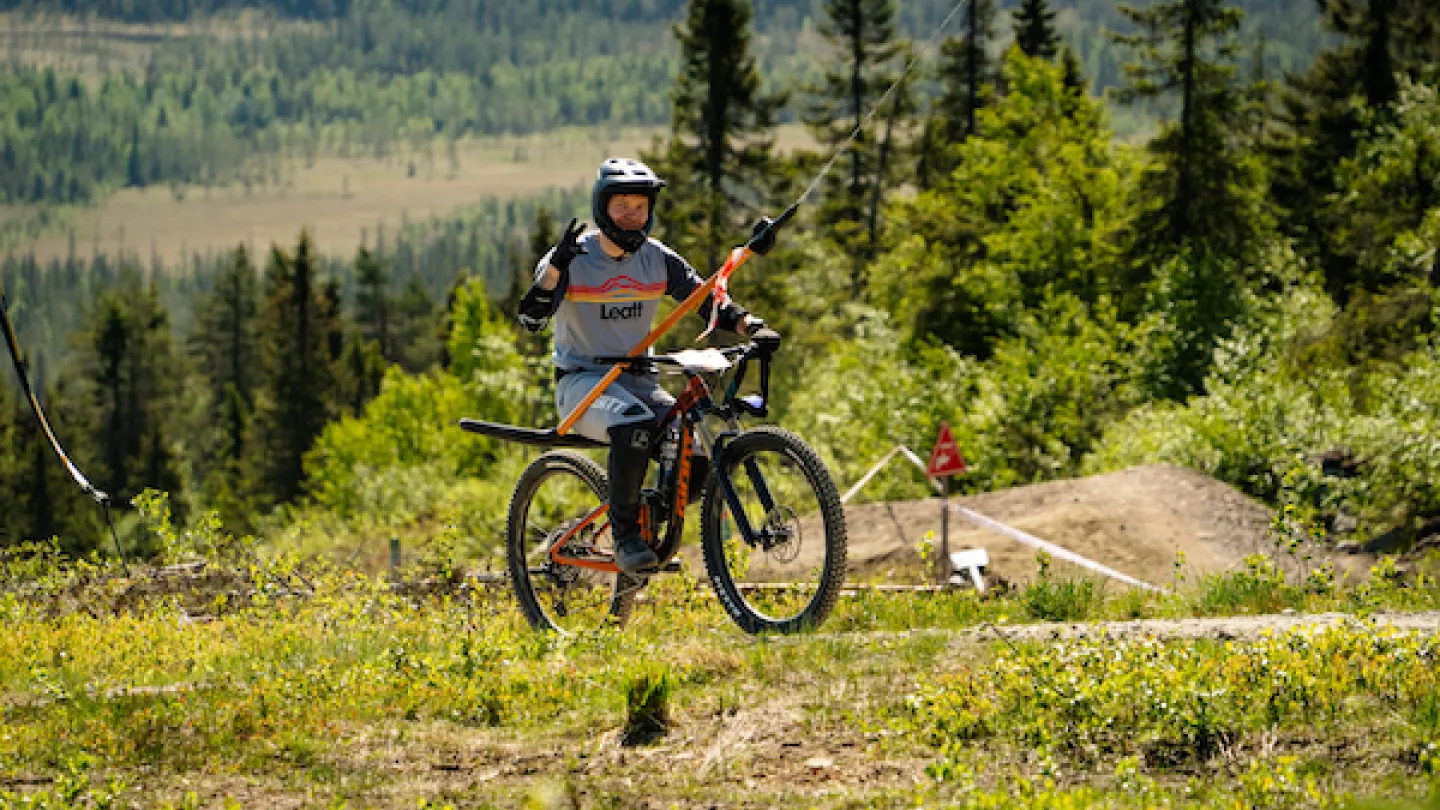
[839,464,1371,588]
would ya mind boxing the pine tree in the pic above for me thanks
[190,246,259,467]
[391,275,439,372]
[1060,46,1088,99]
[803,0,909,291]
[441,268,471,371]
[77,274,186,526]
[918,0,995,188]
[1111,0,1261,263]
[647,0,785,270]
[247,233,336,507]
[1270,0,1440,301]
[1013,0,1059,60]
[353,246,391,361]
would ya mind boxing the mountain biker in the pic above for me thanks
[518,157,781,576]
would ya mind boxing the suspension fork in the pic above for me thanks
[708,425,780,549]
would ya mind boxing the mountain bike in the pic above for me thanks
[459,342,848,635]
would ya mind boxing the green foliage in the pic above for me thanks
[1013,0,1061,60]
[1134,249,1264,398]
[1087,251,1440,541]
[0,753,126,809]
[621,663,673,745]
[801,0,913,285]
[1022,552,1105,621]
[875,48,1135,358]
[905,620,1440,761]
[1269,0,1440,301]
[1326,78,1440,294]
[787,293,1148,497]
[245,233,339,509]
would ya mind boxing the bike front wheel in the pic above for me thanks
[506,450,635,633]
[700,426,847,634]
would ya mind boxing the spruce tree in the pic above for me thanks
[353,247,391,361]
[391,275,439,372]
[1111,0,1260,263]
[79,275,185,515]
[918,0,995,187]
[248,233,336,507]
[1013,0,1059,60]
[648,0,785,270]
[1270,0,1440,300]
[188,246,261,528]
[803,0,908,291]
[190,246,259,462]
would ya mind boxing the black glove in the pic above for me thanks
[750,324,781,356]
[550,218,588,272]
[748,217,777,256]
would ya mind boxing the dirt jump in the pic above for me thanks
[830,463,1371,589]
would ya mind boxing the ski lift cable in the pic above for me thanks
[0,281,129,573]
[794,0,970,209]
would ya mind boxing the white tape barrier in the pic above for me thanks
[840,445,942,504]
[950,505,1167,593]
[838,444,1167,593]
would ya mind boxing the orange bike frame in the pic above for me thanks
[548,371,712,572]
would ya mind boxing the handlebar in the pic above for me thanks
[592,344,773,418]
[591,344,754,368]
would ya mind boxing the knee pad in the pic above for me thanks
[607,422,657,458]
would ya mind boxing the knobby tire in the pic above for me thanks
[506,450,635,633]
[700,426,847,634]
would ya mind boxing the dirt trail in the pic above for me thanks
[833,464,1372,588]
[815,611,1440,646]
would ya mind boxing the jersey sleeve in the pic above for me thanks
[517,248,568,332]
[661,246,749,333]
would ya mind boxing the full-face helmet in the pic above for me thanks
[592,158,665,253]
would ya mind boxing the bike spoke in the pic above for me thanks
[513,461,617,634]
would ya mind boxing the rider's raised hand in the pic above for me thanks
[748,216,777,256]
[550,218,589,272]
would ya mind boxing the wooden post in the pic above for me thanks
[939,476,950,583]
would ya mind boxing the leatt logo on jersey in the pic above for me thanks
[600,301,644,320]
[568,275,666,303]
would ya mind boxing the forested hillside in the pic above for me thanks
[0,0,1437,576]
[0,0,1322,205]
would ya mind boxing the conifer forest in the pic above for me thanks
[5,0,1440,806]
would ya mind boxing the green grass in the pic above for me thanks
[2,550,1439,807]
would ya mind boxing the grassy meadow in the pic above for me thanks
[4,123,820,265]
[8,127,660,265]
[3,540,1440,809]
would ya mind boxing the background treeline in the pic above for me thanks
[4,0,1440,563]
[0,184,587,388]
[0,0,1324,204]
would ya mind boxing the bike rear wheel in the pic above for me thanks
[700,427,847,634]
[506,450,636,633]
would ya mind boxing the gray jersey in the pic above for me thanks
[521,232,746,372]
